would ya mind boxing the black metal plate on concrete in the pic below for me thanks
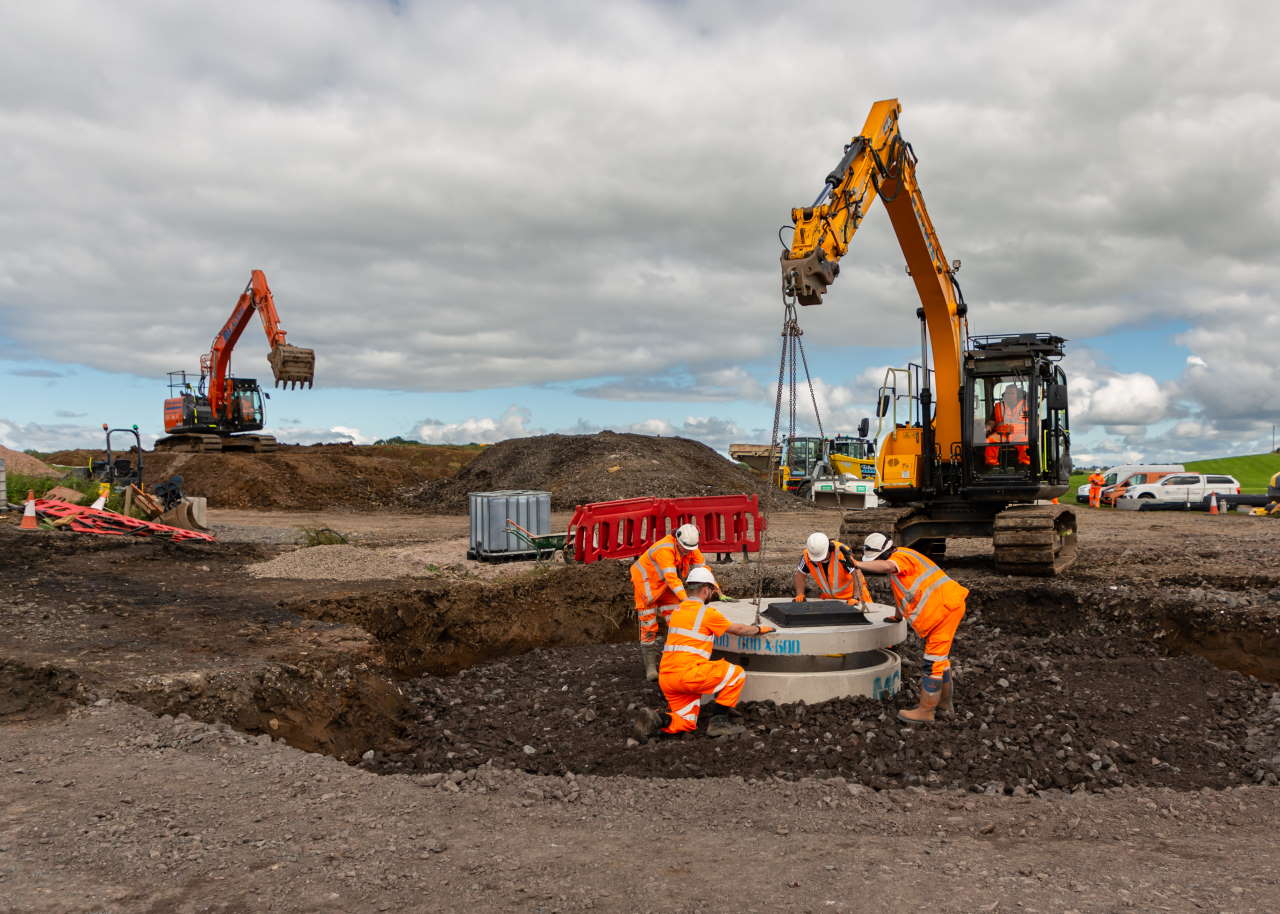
[763,600,870,628]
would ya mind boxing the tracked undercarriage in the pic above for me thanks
[154,433,279,454]
[841,502,1078,576]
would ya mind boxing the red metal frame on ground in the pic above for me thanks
[566,494,764,564]
[34,499,216,543]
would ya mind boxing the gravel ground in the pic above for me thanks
[207,522,307,545]
[247,537,557,580]
[3,702,1279,913]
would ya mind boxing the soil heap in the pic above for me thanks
[0,446,59,478]
[406,430,801,513]
[42,443,484,511]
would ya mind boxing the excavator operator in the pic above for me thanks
[985,385,1030,468]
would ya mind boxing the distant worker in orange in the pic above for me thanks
[850,532,969,724]
[631,567,774,740]
[986,385,1030,467]
[1087,469,1106,508]
[793,532,873,605]
[629,524,709,681]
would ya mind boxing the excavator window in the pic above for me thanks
[972,375,1032,474]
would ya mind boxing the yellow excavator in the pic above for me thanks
[780,99,1077,575]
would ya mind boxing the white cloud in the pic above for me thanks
[0,418,153,453]
[411,406,539,444]
[0,1,1278,461]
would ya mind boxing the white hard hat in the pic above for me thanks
[675,524,699,549]
[685,566,718,587]
[805,531,830,562]
[862,532,894,560]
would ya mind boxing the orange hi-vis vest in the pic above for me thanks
[661,598,727,666]
[1088,472,1105,488]
[803,540,872,602]
[993,397,1029,442]
[887,547,969,634]
[630,534,707,606]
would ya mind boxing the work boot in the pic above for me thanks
[631,708,669,741]
[704,702,746,738]
[897,676,943,724]
[937,670,954,716]
[640,642,660,682]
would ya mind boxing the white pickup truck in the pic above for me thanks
[1116,473,1241,505]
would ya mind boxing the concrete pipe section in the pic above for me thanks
[710,598,906,704]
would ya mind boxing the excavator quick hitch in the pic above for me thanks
[267,343,316,389]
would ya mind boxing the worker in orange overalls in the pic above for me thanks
[629,524,708,681]
[792,532,873,605]
[851,532,969,724]
[1087,470,1106,508]
[631,567,774,740]
[986,385,1030,467]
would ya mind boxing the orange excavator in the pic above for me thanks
[155,270,315,453]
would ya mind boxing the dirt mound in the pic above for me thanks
[42,443,484,511]
[0,445,59,478]
[408,430,802,513]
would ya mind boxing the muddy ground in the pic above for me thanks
[2,506,1279,911]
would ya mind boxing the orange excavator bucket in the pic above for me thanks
[267,343,316,389]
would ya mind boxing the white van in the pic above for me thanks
[1075,464,1184,503]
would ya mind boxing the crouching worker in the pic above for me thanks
[793,532,873,605]
[850,533,968,724]
[632,567,774,740]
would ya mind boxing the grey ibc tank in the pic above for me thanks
[468,490,551,560]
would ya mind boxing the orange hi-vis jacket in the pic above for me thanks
[630,534,708,607]
[886,546,969,635]
[801,540,872,603]
[660,597,730,669]
[993,396,1029,443]
[1088,472,1106,489]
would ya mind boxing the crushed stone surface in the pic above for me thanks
[247,537,549,580]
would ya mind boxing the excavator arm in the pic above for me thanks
[202,270,315,419]
[780,98,966,453]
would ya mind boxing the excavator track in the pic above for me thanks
[220,435,278,454]
[154,434,224,454]
[992,504,1078,577]
[839,507,913,541]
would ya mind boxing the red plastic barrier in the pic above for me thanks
[567,494,764,564]
[567,497,666,565]
[34,499,215,543]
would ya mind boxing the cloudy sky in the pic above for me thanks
[2,0,1278,465]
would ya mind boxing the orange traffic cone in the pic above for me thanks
[19,490,38,531]
[89,482,109,511]
[1209,492,1219,515]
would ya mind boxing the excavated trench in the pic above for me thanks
[255,562,1280,795]
[9,529,1275,792]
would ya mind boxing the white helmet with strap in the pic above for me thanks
[805,531,830,562]
[675,523,699,549]
[862,531,894,561]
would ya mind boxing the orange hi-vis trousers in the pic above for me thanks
[632,585,680,645]
[658,657,745,734]
[918,602,966,677]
